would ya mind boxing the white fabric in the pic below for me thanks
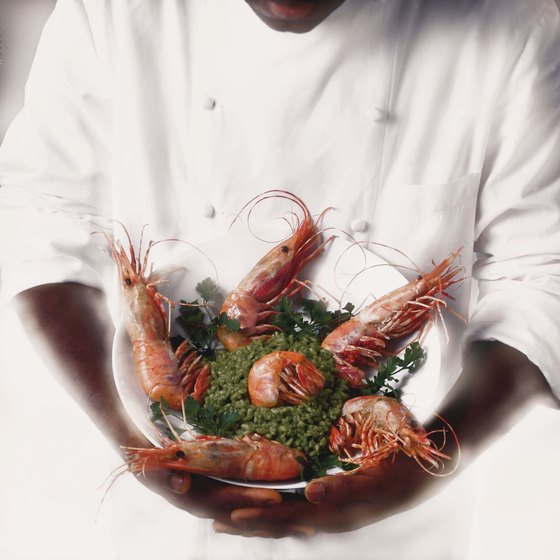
[1,0,560,558]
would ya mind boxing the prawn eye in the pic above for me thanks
[280,245,289,254]
[123,277,132,286]
[175,450,186,459]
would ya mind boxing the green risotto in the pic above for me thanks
[202,333,349,460]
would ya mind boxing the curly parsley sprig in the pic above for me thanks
[273,295,355,341]
[299,452,358,481]
[173,278,239,359]
[183,396,241,437]
[358,342,426,399]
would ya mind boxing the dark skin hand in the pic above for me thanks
[15,283,555,538]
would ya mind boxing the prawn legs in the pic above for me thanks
[322,250,464,387]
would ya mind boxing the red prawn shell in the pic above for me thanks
[125,435,305,481]
[218,191,330,351]
[329,396,451,472]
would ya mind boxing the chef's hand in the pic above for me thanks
[135,470,293,533]
[214,446,440,537]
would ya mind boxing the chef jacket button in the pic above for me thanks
[201,204,216,218]
[350,219,369,233]
[201,96,216,110]
[367,107,386,123]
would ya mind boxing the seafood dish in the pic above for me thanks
[110,192,462,487]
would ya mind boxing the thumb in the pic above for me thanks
[305,468,389,505]
[168,471,192,494]
[136,468,192,496]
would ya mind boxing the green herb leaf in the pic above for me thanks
[360,342,426,399]
[273,296,354,341]
[214,312,240,332]
[184,394,201,419]
[301,452,346,481]
[148,397,184,440]
[176,300,206,346]
[402,342,426,370]
[175,304,239,360]
[183,396,242,437]
[196,277,219,302]
[149,397,171,422]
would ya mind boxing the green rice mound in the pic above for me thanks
[202,333,349,460]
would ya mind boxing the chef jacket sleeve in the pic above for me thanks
[0,0,112,303]
[465,0,560,398]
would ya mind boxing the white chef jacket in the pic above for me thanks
[1,0,560,559]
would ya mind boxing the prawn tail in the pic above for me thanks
[333,357,367,388]
[175,340,211,402]
[248,351,326,407]
[276,354,326,405]
[191,363,211,402]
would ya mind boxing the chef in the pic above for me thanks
[1,0,559,558]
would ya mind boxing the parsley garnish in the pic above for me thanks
[183,396,241,437]
[148,398,184,439]
[359,342,426,399]
[273,296,354,341]
[195,277,219,302]
[149,397,172,422]
[300,452,358,481]
[174,278,240,359]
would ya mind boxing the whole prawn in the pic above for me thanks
[217,191,331,351]
[108,230,210,409]
[124,434,305,481]
[248,351,326,407]
[329,396,454,473]
[322,250,463,387]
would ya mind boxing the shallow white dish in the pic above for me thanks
[112,235,441,490]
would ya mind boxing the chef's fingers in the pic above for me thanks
[304,466,390,505]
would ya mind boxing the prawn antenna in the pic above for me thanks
[95,462,130,523]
